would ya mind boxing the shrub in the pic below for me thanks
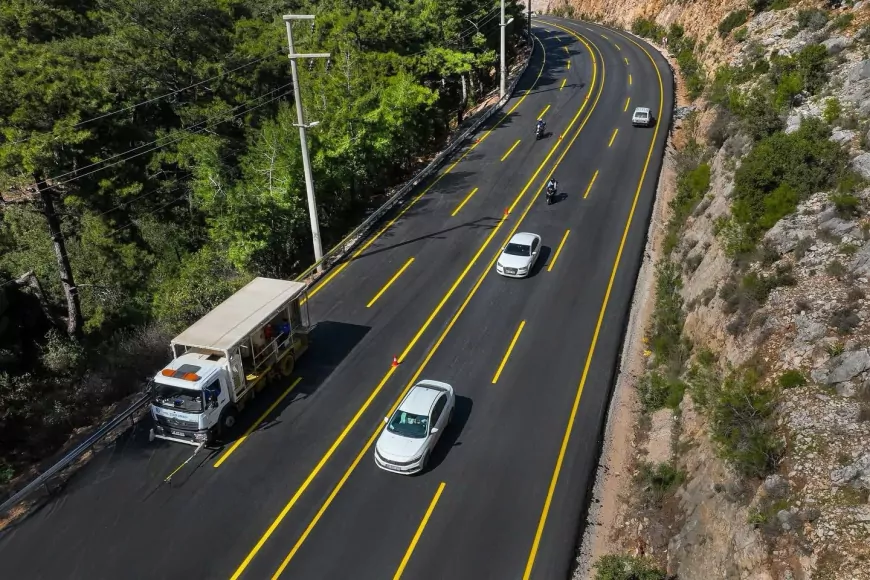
[593,555,667,580]
[737,88,785,141]
[840,242,860,256]
[734,27,748,42]
[0,460,13,484]
[831,12,855,31]
[632,18,666,42]
[847,286,865,302]
[794,296,811,313]
[831,305,861,334]
[709,367,783,477]
[719,10,750,38]
[827,341,845,356]
[650,261,688,369]
[831,192,862,217]
[794,237,813,260]
[797,8,829,31]
[783,26,799,39]
[732,118,845,241]
[826,259,848,278]
[796,44,830,94]
[635,461,686,506]
[823,97,843,125]
[40,329,85,375]
[778,369,807,388]
[639,371,687,411]
[760,183,798,229]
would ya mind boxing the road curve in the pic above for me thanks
[0,18,673,580]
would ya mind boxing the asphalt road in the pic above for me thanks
[0,18,673,580]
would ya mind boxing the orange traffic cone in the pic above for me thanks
[391,355,399,368]
[503,207,510,218]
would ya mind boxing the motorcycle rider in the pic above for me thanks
[546,178,558,203]
[536,118,546,137]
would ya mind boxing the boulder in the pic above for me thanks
[848,60,870,84]
[818,215,857,237]
[762,474,790,499]
[763,220,813,254]
[850,242,870,277]
[830,128,855,144]
[831,452,870,489]
[822,36,852,55]
[852,152,870,181]
[813,349,870,384]
[795,314,826,344]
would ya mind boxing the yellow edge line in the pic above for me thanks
[255,30,607,580]
[624,97,630,112]
[608,128,618,147]
[629,73,632,85]
[213,377,303,468]
[547,230,570,272]
[451,187,480,217]
[538,103,551,119]
[522,21,665,579]
[560,78,567,91]
[391,483,446,580]
[501,141,520,162]
[301,34,550,304]
[492,320,526,383]
[366,257,415,308]
[583,170,599,199]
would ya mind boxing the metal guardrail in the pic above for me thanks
[0,391,152,515]
[0,35,535,518]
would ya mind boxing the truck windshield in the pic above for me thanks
[154,383,204,413]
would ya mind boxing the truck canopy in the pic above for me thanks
[171,277,307,353]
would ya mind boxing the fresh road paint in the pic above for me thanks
[492,320,526,384]
[583,170,599,199]
[624,97,630,112]
[547,230,570,272]
[501,141,521,162]
[560,78,566,90]
[608,128,618,147]
[366,257,416,308]
[451,187,480,217]
[391,483,446,580]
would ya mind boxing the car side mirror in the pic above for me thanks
[533,251,537,255]
[430,427,439,434]
[383,416,389,424]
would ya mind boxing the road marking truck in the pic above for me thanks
[148,277,310,446]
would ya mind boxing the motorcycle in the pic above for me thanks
[535,124,544,140]
[546,185,556,205]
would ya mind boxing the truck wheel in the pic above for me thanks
[279,354,295,377]
[219,408,237,436]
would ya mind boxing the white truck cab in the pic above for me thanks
[149,277,310,446]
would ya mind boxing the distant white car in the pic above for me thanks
[374,380,455,475]
[631,106,653,127]
[496,232,542,278]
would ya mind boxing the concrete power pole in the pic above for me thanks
[499,0,506,98]
[283,14,330,272]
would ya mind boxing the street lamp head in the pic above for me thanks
[308,121,320,128]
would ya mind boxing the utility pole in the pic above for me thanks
[283,14,330,272]
[528,0,532,39]
[500,0,506,98]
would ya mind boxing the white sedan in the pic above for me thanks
[496,232,541,278]
[374,380,455,475]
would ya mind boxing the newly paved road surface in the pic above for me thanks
[0,18,673,580]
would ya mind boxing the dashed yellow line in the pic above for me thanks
[538,104,551,119]
[583,170,599,199]
[492,320,526,384]
[624,97,630,112]
[615,43,621,51]
[629,73,632,85]
[392,483,446,580]
[608,128,618,147]
[624,57,629,65]
[451,187,479,216]
[548,230,570,272]
[501,140,520,162]
[563,46,569,54]
[567,59,571,70]
[560,78,567,91]
[366,257,415,308]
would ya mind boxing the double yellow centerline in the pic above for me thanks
[230,29,606,580]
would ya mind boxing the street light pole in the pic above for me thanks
[283,14,330,272]
[500,0,506,98]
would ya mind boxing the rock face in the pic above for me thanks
[822,36,852,55]
[811,349,870,385]
[852,152,870,181]
[851,242,870,277]
[831,453,870,490]
[795,314,826,344]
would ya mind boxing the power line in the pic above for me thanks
[9,48,287,145]
[106,194,190,237]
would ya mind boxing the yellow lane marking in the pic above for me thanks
[567,59,571,70]
[601,33,609,39]
[228,33,603,580]
[366,257,415,308]
[583,170,599,199]
[547,230,570,272]
[560,78,567,91]
[213,377,303,468]
[624,57,629,65]
[624,97,630,112]
[501,140,521,162]
[492,320,526,384]
[392,483,446,580]
[451,187,480,217]
[608,128,618,147]
[522,22,665,579]
[629,73,632,85]
[301,34,550,305]
[538,104,550,119]
[247,32,607,580]
[615,43,621,51]
[563,46,568,54]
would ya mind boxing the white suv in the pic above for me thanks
[631,107,653,127]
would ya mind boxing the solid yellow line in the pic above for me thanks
[629,73,632,85]
[547,230,570,272]
[366,257,415,308]
[229,38,602,580]
[301,35,550,305]
[608,128,618,147]
[451,187,479,217]
[251,32,607,580]
[522,22,665,580]
[624,97,630,112]
[213,377,303,468]
[501,141,520,162]
[538,103,550,119]
[392,483,446,580]
[492,320,525,383]
[560,78,567,91]
[583,170,599,199]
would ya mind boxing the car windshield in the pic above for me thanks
[636,111,648,118]
[503,242,531,256]
[154,383,204,413]
[387,410,429,439]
